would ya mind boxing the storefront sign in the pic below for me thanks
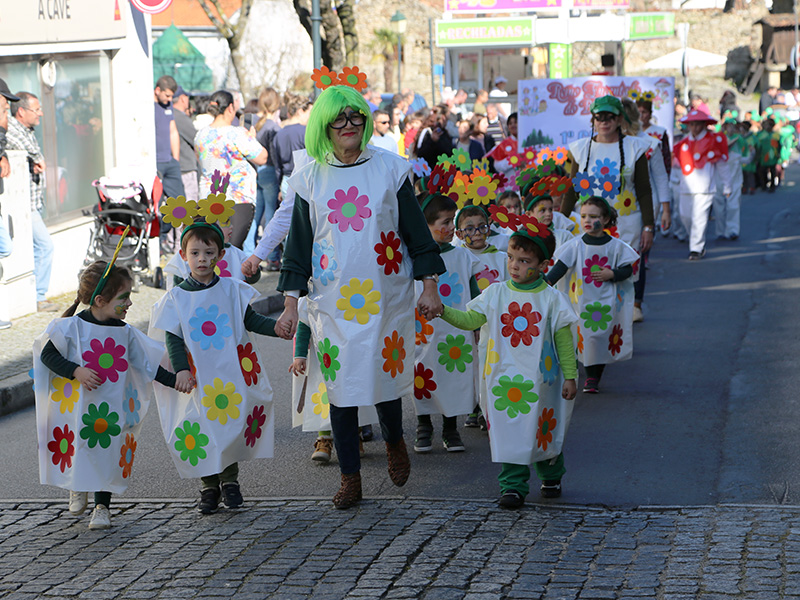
[628,12,675,40]
[436,17,535,48]
[445,0,561,15]
[548,43,572,79]
[0,0,127,46]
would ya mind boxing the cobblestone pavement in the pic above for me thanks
[2,498,799,599]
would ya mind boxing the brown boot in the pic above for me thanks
[332,472,362,509]
[386,438,411,487]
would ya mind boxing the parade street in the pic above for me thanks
[1,167,800,598]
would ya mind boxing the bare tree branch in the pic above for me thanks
[196,0,232,38]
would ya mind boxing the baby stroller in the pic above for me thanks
[84,173,164,291]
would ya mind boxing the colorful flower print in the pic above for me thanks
[577,326,584,354]
[375,231,403,275]
[197,193,236,224]
[539,340,558,385]
[500,302,542,347]
[583,255,610,288]
[244,405,267,447]
[316,338,341,381]
[437,272,463,308]
[581,302,612,332]
[426,164,458,195]
[311,65,338,89]
[448,177,470,210]
[492,374,538,418]
[327,186,372,232]
[437,334,473,373]
[608,324,624,356]
[488,204,520,231]
[214,259,232,278]
[174,420,209,466]
[518,215,550,239]
[537,408,557,451]
[596,175,619,200]
[410,157,431,177]
[605,225,620,239]
[414,363,437,400]
[311,382,330,420]
[80,402,121,449]
[382,331,406,378]
[615,287,625,312]
[516,168,537,191]
[82,337,128,384]
[614,190,637,216]
[467,174,498,206]
[336,278,381,324]
[484,338,500,377]
[48,425,75,473]
[238,343,262,386]
[415,309,434,345]
[569,273,583,304]
[210,169,230,194]
[202,378,242,425]
[475,266,500,291]
[548,176,572,197]
[536,148,553,165]
[552,147,568,165]
[452,148,472,172]
[592,158,619,179]
[123,383,141,428]
[572,172,596,198]
[119,433,136,479]
[472,157,490,172]
[160,195,197,228]
[337,65,368,91]
[50,376,80,414]
[189,305,233,351]
[312,240,338,285]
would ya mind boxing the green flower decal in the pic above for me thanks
[174,420,209,466]
[580,302,612,332]
[492,375,538,418]
[437,334,473,373]
[80,402,121,449]
[317,338,341,381]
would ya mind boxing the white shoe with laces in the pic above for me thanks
[69,491,88,515]
[88,505,111,530]
[633,306,644,323]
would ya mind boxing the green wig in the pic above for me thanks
[305,86,374,162]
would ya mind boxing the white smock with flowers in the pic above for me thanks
[150,278,274,478]
[33,318,165,494]
[288,148,416,408]
[553,235,639,366]
[467,280,577,465]
[569,135,650,276]
[414,246,482,417]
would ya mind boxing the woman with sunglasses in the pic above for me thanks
[275,81,445,509]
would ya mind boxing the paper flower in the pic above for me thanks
[337,66,368,92]
[327,186,372,232]
[508,154,522,168]
[517,215,550,239]
[581,301,613,332]
[583,254,610,287]
[119,433,136,478]
[437,271,463,307]
[641,90,655,102]
[410,157,431,177]
[312,240,337,285]
[500,301,542,347]
[436,153,453,168]
[197,193,235,224]
[427,164,458,195]
[382,330,406,378]
[472,157,490,172]
[614,190,638,216]
[466,173,498,206]
[415,309,434,345]
[50,376,80,414]
[336,277,381,324]
[210,169,230,194]
[535,147,553,165]
[311,66,338,90]
[627,89,641,101]
[82,337,128,384]
[48,425,75,473]
[237,342,262,386]
[437,334,473,373]
[80,402,121,449]
[537,408,557,450]
[374,231,403,275]
[413,363,437,400]
[548,176,572,197]
[451,148,472,172]
[123,383,141,428]
[492,374,538,418]
[484,338,500,377]
[244,405,267,447]
[493,172,509,190]
[539,340,558,385]
[160,195,197,228]
[189,304,233,350]
[552,147,569,165]
[488,204,520,231]
[520,146,537,165]
[311,382,330,419]
[317,338,341,382]
[608,324,624,356]
[174,420,209,466]
[448,178,470,210]
[531,177,552,195]
[538,158,558,176]
[516,168,537,191]
[201,378,242,425]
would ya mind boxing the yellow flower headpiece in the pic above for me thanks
[159,170,236,244]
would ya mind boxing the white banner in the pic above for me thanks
[517,76,675,152]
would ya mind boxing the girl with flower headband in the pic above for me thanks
[34,258,181,530]
[546,196,639,394]
[433,217,578,508]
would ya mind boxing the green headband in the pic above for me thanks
[510,230,552,260]
[89,225,130,307]
[180,221,225,247]
[525,193,552,213]
[580,195,613,215]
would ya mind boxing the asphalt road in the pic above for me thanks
[1,173,798,509]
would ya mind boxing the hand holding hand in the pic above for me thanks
[74,367,102,391]
[417,280,443,320]
[288,358,307,376]
[175,370,196,394]
[241,255,261,278]
[276,299,298,340]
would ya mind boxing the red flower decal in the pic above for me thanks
[237,343,262,386]
[517,215,550,239]
[413,363,437,400]
[488,204,520,231]
[537,408,557,451]
[48,425,75,473]
[608,324,624,356]
[374,231,403,275]
[500,302,542,347]
[244,405,267,447]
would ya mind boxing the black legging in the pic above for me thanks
[229,203,255,249]
[634,250,648,303]
[330,399,404,474]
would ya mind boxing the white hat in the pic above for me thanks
[495,76,508,85]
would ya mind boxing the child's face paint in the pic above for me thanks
[92,280,133,322]
[180,238,225,284]
[507,243,543,285]
[430,210,456,244]
[532,200,554,227]
[580,204,609,236]
[455,214,488,250]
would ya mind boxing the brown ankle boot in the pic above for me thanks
[332,472,362,509]
[386,438,411,487]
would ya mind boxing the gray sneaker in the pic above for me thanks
[442,429,465,452]
[414,423,433,453]
[0,320,10,330]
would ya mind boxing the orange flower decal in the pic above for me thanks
[577,326,584,354]
[415,309,433,345]
[382,331,405,378]
[337,66,368,92]
[119,433,136,478]
[311,66,338,90]
[537,408,557,451]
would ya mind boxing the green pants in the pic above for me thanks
[200,462,239,489]
[498,454,565,497]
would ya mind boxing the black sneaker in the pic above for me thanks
[688,249,705,261]
[198,486,220,514]
[465,413,479,428]
[540,479,562,498]
[221,482,244,509]
[499,490,525,509]
[414,423,433,453]
[442,429,465,452]
[360,424,374,442]
[478,414,488,431]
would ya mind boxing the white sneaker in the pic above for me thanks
[88,505,111,530]
[69,491,88,515]
[633,306,644,323]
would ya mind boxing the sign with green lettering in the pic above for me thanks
[435,17,535,48]
[628,13,675,41]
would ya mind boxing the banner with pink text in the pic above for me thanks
[517,76,675,151]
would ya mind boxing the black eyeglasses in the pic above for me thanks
[330,112,366,129]
[457,224,489,236]
[593,112,617,122]
[376,120,390,125]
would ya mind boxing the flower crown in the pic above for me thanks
[627,88,656,103]
[486,209,553,259]
[311,65,368,92]
[89,224,131,307]
[517,158,572,198]
[160,170,236,247]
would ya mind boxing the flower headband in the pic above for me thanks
[159,170,235,246]
[487,206,552,259]
[420,164,458,212]
[311,65,368,92]
[628,88,656,103]
[89,225,130,307]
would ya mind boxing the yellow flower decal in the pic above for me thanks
[569,272,583,304]
[450,178,470,210]
[159,195,197,228]
[467,174,498,206]
[311,382,330,420]
[484,338,500,378]
[569,215,581,236]
[201,378,242,425]
[51,376,80,414]
[196,193,235,224]
[472,157,490,172]
[336,278,381,324]
[614,190,638,216]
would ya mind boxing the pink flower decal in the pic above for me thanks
[327,186,372,232]
[582,254,610,288]
[214,259,232,278]
[82,337,128,384]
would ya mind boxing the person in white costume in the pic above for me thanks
[275,73,445,509]
[713,118,746,241]
[36,261,181,530]
[436,217,578,508]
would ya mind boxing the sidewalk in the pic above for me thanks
[2,497,799,599]
[0,269,283,417]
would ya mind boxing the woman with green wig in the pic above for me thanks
[276,83,445,509]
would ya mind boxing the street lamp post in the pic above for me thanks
[390,11,407,94]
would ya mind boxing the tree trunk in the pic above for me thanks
[337,0,358,67]
[292,0,343,70]
[383,52,394,93]
[195,0,254,93]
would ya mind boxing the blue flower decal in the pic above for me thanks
[539,340,558,385]
[312,240,337,286]
[189,304,233,351]
[410,157,431,177]
[596,174,620,200]
[123,383,141,428]
[591,158,619,179]
[437,272,463,308]
[615,286,625,312]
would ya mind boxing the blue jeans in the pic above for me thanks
[31,210,54,301]
[0,213,12,258]
[253,165,280,261]
[157,159,186,253]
